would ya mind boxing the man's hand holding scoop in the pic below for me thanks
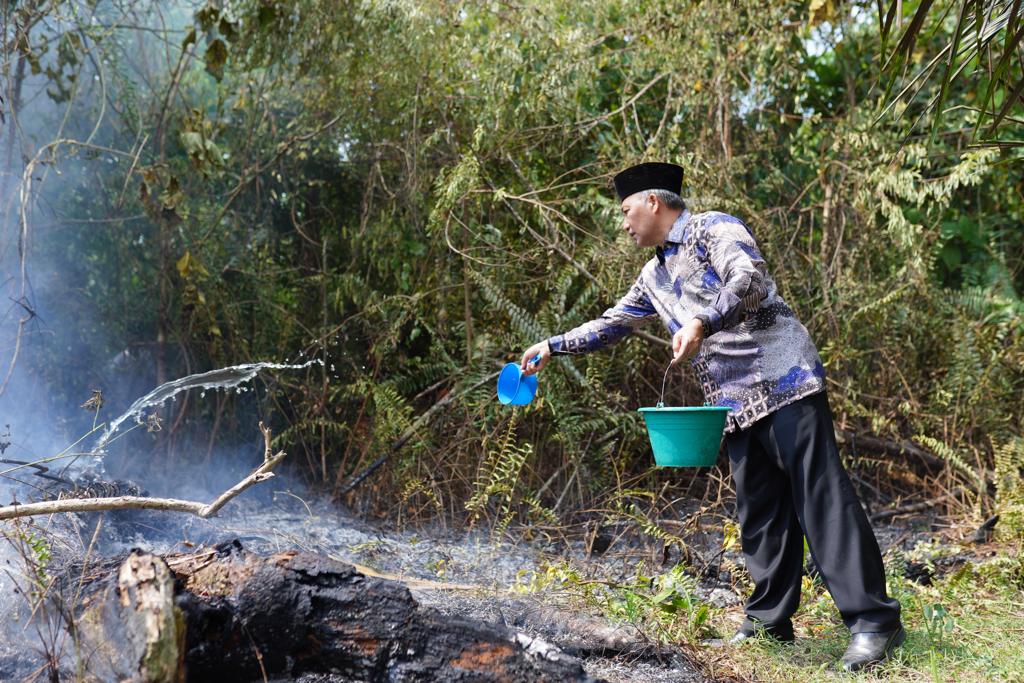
[519,341,551,376]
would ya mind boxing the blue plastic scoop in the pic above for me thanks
[497,355,540,405]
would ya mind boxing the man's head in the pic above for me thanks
[613,162,686,248]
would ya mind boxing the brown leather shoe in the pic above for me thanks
[840,626,906,671]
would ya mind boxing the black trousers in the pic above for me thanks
[724,391,901,635]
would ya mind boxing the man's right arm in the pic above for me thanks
[520,276,658,375]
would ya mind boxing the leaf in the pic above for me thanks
[652,585,676,604]
[204,38,228,81]
[989,73,1024,133]
[25,49,42,75]
[809,0,835,26]
[693,603,710,628]
[973,23,1024,136]
[176,251,193,279]
[182,28,197,51]
[928,0,970,148]
[177,250,210,280]
[181,131,204,156]
[940,243,963,270]
[887,0,937,71]
[158,176,184,210]
[195,5,221,32]
[219,17,239,43]
[257,3,278,29]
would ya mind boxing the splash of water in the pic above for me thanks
[91,359,322,456]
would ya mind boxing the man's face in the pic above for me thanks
[620,192,662,248]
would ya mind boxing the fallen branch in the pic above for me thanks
[837,429,992,492]
[836,429,946,470]
[868,488,967,522]
[0,457,73,485]
[0,422,285,521]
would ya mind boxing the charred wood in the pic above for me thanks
[73,551,185,683]
[66,544,600,683]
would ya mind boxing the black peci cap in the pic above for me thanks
[612,162,684,201]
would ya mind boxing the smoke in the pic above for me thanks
[0,4,344,678]
[0,0,294,501]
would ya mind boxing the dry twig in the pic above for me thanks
[0,423,285,521]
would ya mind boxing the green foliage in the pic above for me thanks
[21,530,51,592]
[515,560,716,642]
[466,417,554,538]
[876,0,1024,147]
[5,0,1022,526]
[724,539,1024,681]
[921,601,956,649]
[609,494,687,549]
[993,437,1024,539]
[915,434,977,480]
[0,525,52,603]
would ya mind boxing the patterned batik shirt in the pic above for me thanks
[547,209,825,433]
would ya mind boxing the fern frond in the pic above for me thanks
[612,501,687,548]
[522,493,558,526]
[400,477,443,515]
[915,434,976,479]
[467,268,545,342]
[993,437,1023,482]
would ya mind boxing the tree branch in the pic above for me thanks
[868,488,966,522]
[836,428,991,492]
[836,428,946,470]
[0,423,285,521]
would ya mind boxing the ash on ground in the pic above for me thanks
[0,485,964,682]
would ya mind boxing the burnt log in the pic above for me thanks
[74,551,186,683]
[70,544,599,682]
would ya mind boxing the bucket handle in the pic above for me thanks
[657,360,714,409]
[657,361,672,408]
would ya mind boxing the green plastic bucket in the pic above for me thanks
[638,404,731,467]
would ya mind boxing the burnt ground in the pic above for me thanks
[0,489,987,683]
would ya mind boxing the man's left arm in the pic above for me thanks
[692,214,769,337]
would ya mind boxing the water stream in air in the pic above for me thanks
[91,359,322,457]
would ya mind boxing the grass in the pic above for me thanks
[513,537,1024,682]
[702,541,1024,682]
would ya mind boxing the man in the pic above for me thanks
[518,162,904,672]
